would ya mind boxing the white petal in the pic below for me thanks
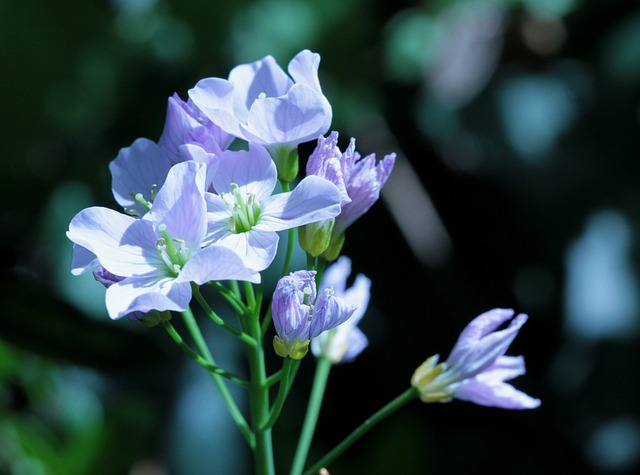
[178,245,261,284]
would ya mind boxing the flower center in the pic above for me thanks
[126,185,158,216]
[222,183,262,233]
[156,224,189,276]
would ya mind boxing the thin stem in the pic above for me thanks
[302,387,419,475]
[264,369,283,388]
[180,307,255,449]
[245,283,275,475]
[279,181,295,277]
[261,357,301,430]
[209,281,249,315]
[306,253,316,271]
[192,285,256,347]
[162,321,249,388]
[290,356,333,475]
[260,306,273,337]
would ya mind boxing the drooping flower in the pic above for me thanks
[272,270,356,359]
[204,144,342,271]
[305,131,396,260]
[188,50,332,149]
[310,257,370,363]
[67,161,259,319]
[411,309,541,409]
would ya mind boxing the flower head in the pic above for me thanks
[68,161,259,319]
[411,309,540,409]
[311,257,370,364]
[204,144,341,271]
[305,131,395,259]
[272,270,356,359]
[188,50,332,149]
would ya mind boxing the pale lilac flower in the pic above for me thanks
[109,138,174,217]
[311,257,370,363]
[411,309,541,409]
[307,131,396,235]
[158,93,234,164]
[188,50,332,149]
[67,161,259,319]
[204,144,342,271]
[272,270,356,359]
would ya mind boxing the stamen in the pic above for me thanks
[257,92,267,100]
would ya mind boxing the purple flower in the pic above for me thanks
[158,93,234,164]
[272,270,356,359]
[188,50,332,149]
[305,131,395,259]
[204,144,342,271]
[67,161,259,319]
[411,309,541,409]
[310,257,370,363]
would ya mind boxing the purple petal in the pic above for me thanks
[454,368,541,409]
[447,309,529,380]
[70,244,99,275]
[179,144,220,191]
[272,271,317,341]
[242,84,331,146]
[212,229,279,272]
[188,77,246,138]
[106,274,191,320]
[109,138,173,216]
[178,244,260,284]
[212,146,276,200]
[309,288,356,339]
[144,161,207,252]
[67,207,162,277]
[258,176,341,231]
[228,54,293,111]
[287,50,322,93]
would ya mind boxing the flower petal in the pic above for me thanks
[70,244,99,275]
[212,145,276,200]
[213,229,279,272]
[446,309,528,379]
[178,245,260,284]
[228,54,293,111]
[188,77,246,138]
[67,207,161,277]
[258,175,341,231]
[109,138,173,216]
[144,161,207,252]
[242,84,330,146]
[105,274,191,319]
[454,372,541,409]
[310,288,356,339]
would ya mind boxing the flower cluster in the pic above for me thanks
[66,50,539,475]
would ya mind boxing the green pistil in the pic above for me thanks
[156,224,188,276]
[225,183,262,233]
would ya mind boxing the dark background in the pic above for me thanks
[2,0,640,474]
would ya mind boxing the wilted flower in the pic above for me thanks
[411,309,541,409]
[68,161,259,319]
[311,257,370,363]
[272,270,356,359]
[305,131,395,260]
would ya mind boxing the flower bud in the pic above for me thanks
[299,219,335,257]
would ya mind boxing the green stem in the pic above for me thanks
[290,356,333,475]
[302,387,419,475]
[261,357,301,430]
[279,181,296,277]
[180,307,255,449]
[306,253,316,271]
[245,283,275,475]
[209,281,249,315]
[192,285,255,347]
[264,368,283,388]
[162,321,249,388]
